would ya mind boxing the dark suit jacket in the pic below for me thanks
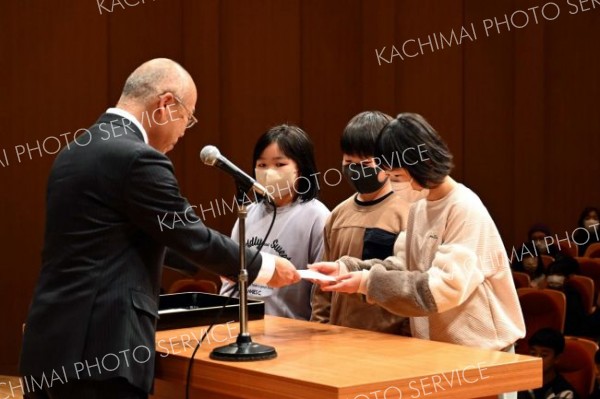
[19,112,263,393]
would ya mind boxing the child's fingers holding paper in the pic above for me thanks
[321,272,362,294]
[307,261,340,276]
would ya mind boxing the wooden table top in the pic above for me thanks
[154,316,541,399]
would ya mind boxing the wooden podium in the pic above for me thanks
[151,316,541,399]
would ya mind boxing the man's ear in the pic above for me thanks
[151,93,174,126]
[158,92,175,109]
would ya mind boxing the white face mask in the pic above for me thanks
[534,240,548,254]
[255,168,298,200]
[584,219,599,231]
[546,275,565,288]
[391,181,429,202]
[522,257,538,272]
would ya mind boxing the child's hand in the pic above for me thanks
[308,262,340,276]
[320,272,363,294]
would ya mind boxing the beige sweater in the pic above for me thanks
[341,184,525,350]
[310,192,411,334]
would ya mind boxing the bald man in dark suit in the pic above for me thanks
[20,58,299,399]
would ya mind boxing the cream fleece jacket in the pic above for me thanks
[340,184,525,350]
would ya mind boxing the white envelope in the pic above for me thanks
[298,269,337,282]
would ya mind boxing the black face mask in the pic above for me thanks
[342,164,388,194]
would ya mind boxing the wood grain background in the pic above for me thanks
[0,0,599,373]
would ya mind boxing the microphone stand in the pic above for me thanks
[210,183,277,361]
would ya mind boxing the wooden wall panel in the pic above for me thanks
[217,0,302,231]
[394,0,465,180]
[107,1,184,103]
[361,0,397,115]
[301,0,363,209]
[1,0,600,374]
[463,0,516,243]
[180,0,221,202]
[0,1,109,374]
[544,8,600,235]
[513,0,546,246]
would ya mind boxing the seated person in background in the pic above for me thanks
[518,328,580,399]
[512,242,547,289]
[573,207,600,256]
[310,110,413,334]
[529,223,562,259]
[220,125,330,320]
[546,257,588,337]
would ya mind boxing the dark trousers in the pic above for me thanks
[26,377,147,399]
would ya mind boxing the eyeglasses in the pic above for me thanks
[173,95,198,129]
[157,91,198,129]
[161,92,198,129]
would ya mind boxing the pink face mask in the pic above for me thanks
[584,219,599,231]
[255,168,298,200]
[391,181,428,202]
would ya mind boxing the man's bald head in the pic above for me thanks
[116,58,198,154]
[119,58,195,104]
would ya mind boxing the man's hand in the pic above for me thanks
[267,257,301,287]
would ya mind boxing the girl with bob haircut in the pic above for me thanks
[221,124,330,320]
[311,113,526,356]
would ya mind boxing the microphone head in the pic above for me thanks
[200,145,220,166]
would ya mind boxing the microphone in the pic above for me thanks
[200,145,272,198]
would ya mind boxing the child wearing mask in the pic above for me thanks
[573,207,600,256]
[311,113,525,357]
[528,224,561,259]
[512,242,546,289]
[517,328,580,399]
[310,111,413,334]
[220,125,330,320]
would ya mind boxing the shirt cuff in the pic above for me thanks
[357,269,370,295]
[253,252,276,285]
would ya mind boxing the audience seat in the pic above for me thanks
[167,279,218,294]
[516,288,566,354]
[555,336,599,399]
[584,243,600,259]
[576,257,600,303]
[512,271,532,289]
[541,255,555,269]
[560,244,579,258]
[566,275,596,315]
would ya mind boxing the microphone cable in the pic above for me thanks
[184,197,277,399]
